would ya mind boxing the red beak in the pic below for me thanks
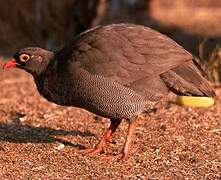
[3,59,17,69]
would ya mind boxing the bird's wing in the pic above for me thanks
[68,24,193,85]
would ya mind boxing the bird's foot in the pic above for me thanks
[83,147,104,156]
[83,147,130,161]
[100,153,129,161]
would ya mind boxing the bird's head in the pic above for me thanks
[3,47,54,76]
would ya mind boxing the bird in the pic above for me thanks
[3,24,215,160]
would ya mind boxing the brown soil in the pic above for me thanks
[0,60,220,179]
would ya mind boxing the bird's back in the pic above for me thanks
[62,23,215,97]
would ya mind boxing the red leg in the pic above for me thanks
[101,118,138,161]
[121,119,137,160]
[85,119,122,156]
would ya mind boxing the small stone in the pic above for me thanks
[54,143,65,150]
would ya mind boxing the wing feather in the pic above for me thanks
[68,24,192,85]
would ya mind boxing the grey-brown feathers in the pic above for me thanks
[14,24,215,121]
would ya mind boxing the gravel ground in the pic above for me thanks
[0,60,220,179]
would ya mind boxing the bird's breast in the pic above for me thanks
[34,75,74,106]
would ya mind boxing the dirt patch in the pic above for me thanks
[0,60,220,179]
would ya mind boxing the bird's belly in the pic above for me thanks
[35,73,153,119]
[40,85,149,120]
[82,100,149,120]
[69,76,153,119]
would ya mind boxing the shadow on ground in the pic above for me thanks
[0,122,95,149]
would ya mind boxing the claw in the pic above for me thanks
[83,147,104,156]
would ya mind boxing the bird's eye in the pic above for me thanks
[19,54,30,62]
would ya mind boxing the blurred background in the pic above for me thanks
[0,0,221,85]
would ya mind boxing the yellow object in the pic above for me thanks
[176,96,215,107]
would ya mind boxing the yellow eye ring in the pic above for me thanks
[19,54,30,62]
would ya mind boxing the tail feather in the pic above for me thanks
[160,60,215,97]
